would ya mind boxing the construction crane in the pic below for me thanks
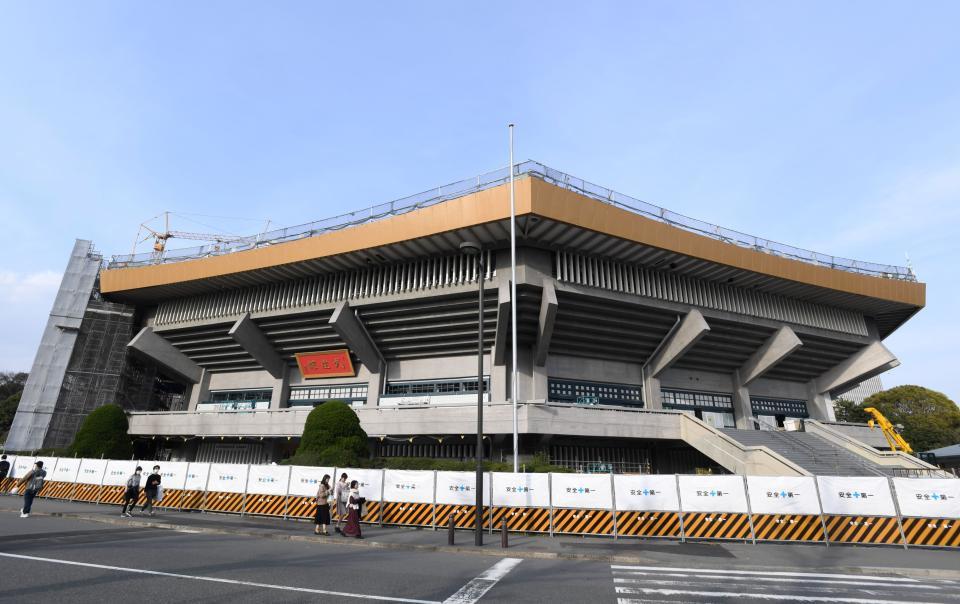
[863,407,913,454]
[132,212,259,256]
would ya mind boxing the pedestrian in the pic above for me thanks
[19,460,46,518]
[142,465,161,516]
[314,474,332,536]
[121,466,142,517]
[333,472,349,534]
[0,454,10,481]
[341,480,364,539]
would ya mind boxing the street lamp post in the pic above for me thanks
[459,241,484,546]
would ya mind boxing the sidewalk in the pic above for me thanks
[2,495,957,579]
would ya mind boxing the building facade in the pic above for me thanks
[6,162,929,475]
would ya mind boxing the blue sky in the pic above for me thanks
[1,2,957,401]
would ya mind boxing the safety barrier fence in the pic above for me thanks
[2,455,957,549]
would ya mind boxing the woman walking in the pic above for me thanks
[314,474,332,536]
[342,480,364,539]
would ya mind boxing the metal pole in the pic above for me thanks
[476,250,485,546]
[509,123,519,473]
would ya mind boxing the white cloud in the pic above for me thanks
[0,270,62,301]
[0,270,62,371]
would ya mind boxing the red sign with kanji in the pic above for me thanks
[295,350,356,379]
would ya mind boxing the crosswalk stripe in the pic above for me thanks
[611,575,941,589]
[613,586,940,603]
[610,565,920,582]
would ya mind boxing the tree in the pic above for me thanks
[0,372,27,400]
[69,404,133,459]
[833,398,870,423]
[0,392,21,441]
[292,401,369,466]
[860,386,960,453]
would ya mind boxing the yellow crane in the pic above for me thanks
[863,407,913,454]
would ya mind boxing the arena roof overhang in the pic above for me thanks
[100,173,925,338]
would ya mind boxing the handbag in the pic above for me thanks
[155,485,164,502]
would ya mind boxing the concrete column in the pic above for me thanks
[228,313,285,379]
[732,326,803,429]
[492,282,512,366]
[535,282,557,367]
[269,365,290,410]
[732,370,752,429]
[366,370,383,407]
[187,368,211,412]
[642,310,710,410]
[807,340,899,421]
[128,326,203,384]
[329,301,383,373]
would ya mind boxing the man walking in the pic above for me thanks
[142,465,161,516]
[19,460,46,518]
[0,455,10,488]
[334,472,349,534]
[120,466,142,517]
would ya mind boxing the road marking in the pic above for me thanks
[442,558,522,604]
[611,573,942,589]
[0,552,440,603]
[610,565,920,582]
[614,586,940,603]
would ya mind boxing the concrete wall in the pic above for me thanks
[660,367,733,393]
[546,354,642,386]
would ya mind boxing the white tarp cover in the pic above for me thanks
[51,458,81,483]
[287,466,335,497]
[816,476,897,517]
[383,470,435,503]
[207,463,249,494]
[103,460,139,486]
[892,478,960,519]
[678,475,749,513]
[335,468,383,502]
[184,463,211,491]
[246,465,291,496]
[140,461,188,491]
[550,473,613,509]
[746,476,821,515]
[435,471,490,506]
[613,475,680,512]
[491,472,550,508]
[77,458,108,485]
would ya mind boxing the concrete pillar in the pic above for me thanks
[128,326,203,384]
[807,340,899,421]
[732,370,752,429]
[366,370,383,407]
[228,313,285,379]
[187,368,211,412]
[732,326,803,429]
[269,365,290,410]
[642,310,710,410]
[535,282,557,367]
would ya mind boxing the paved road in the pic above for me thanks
[1,512,958,603]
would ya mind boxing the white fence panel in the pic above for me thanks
[103,460,139,486]
[51,458,81,483]
[207,463,249,494]
[184,463,211,491]
[892,478,960,519]
[246,465,291,496]
[383,470,435,503]
[335,468,383,502]
[435,471,490,506]
[678,475,749,513]
[550,473,613,509]
[140,461,188,491]
[816,476,897,516]
[288,466,335,497]
[77,459,108,485]
[491,472,550,507]
[746,476,821,515]
[613,475,679,511]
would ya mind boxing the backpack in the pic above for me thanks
[28,469,46,492]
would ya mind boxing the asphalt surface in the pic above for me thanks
[1,498,959,602]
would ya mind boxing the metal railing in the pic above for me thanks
[107,161,917,282]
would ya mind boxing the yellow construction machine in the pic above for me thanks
[863,407,913,454]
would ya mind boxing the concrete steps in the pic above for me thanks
[720,428,896,476]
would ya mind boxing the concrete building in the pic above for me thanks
[6,162,937,476]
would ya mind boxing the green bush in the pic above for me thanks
[293,401,369,466]
[861,385,960,453]
[69,404,132,459]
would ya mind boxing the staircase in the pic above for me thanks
[720,429,896,476]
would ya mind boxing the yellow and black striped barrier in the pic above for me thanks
[615,511,682,538]
[380,501,433,527]
[203,491,245,514]
[38,481,75,501]
[98,486,129,506]
[178,490,206,511]
[682,512,752,540]
[0,477,17,494]
[823,515,903,545]
[285,495,316,519]
[243,494,287,516]
[73,484,103,503]
[140,488,185,510]
[325,500,383,524]
[552,508,614,535]
[434,504,488,529]
[490,507,551,533]
[899,517,960,548]
[751,514,824,542]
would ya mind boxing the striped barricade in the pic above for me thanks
[179,462,212,511]
[149,489,186,510]
[746,476,825,543]
[286,496,316,519]
[551,473,614,535]
[202,463,249,514]
[243,465,290,517]
[382,470,435,527]
[678,476,753,541]
[99,460,140,507]
[135,461,189,510]
[892,478,960,549]
[38,481,75,500]
[817,476,903,546]
[435,471,491,529]
[614,475,681,539]
[492,472,550,533]
[73,459,108,502]
[336,468,384,524]
[42,458,80,500]
[10,456,59,496]
[434,504,489,529]
[0,477,17,495]
[99,486,130,506]
[286,465,335,520]
[490,506,551,533]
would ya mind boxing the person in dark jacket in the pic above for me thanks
[142,465,161,516]
[120,466,142,517]
[0,454,10,481]
[20,461,46,518]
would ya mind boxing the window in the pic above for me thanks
[384,378,490,397]
[548,378,643,408]
[288,383,368,407]
[208,389,272,403]
[661,388,733,412]
[750,396,808,418]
